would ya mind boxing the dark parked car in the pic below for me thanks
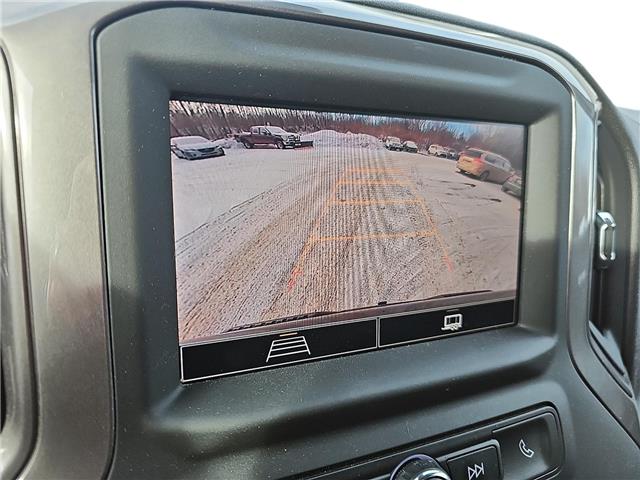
[385,136,403,151]
[402,141,418,153]
[170,136,225,160]
[446,148,458,159]
[236,125,302,149]
[502,174,523,197]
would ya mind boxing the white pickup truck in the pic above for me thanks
[427,144,448,157]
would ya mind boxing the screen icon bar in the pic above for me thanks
[181,299,515,382]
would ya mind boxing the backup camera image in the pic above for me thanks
[170,101,525,345]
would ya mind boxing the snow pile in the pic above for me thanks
[301,130,384,150]
[211,137,246,149]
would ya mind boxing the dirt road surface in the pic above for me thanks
[172,146,522,342]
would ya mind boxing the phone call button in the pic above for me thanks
[493,413,562,480]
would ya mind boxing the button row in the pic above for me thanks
[441,412,562,480]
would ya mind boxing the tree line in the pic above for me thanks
[170,101,524,169]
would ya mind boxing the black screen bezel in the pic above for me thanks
[96,6,571,478]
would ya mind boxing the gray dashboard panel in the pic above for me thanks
[0,48,36,480]
[1,2,117,479]
[1,1,638,478]
[94,5,639,479]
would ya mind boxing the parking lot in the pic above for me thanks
[173,145,522,342]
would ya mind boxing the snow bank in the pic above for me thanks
[211,137,246,149]
[301,130,384,150]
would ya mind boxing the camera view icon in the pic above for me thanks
[266,333,311,363]
[442,313,463,332]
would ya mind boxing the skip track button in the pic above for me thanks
[446,446,501,480]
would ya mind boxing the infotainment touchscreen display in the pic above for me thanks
[171,100,526,381]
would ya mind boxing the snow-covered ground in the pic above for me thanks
[171,144,522,342]
[171,130,385,240]
[211,137,245,150]
[300,130,383,150]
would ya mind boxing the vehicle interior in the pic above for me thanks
[2,1,639,479]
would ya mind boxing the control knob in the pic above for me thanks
[390,454,451,480]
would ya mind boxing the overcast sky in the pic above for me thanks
[404,0,640,110]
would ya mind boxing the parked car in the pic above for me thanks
[385,136,403,151]
[502,174,523,197]
[456,148,515,182]
[236,125,302,149]
[402,141,419,153]
[428,144,448,157]
[170,136,225,160]
[446,148,458,159]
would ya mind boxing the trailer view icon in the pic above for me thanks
[266,333,311,363]
[442,313,463,332]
